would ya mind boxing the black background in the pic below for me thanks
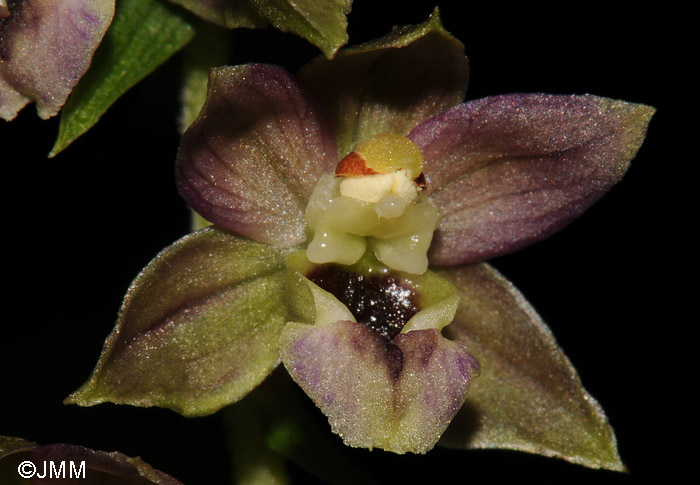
[1,1,680,483]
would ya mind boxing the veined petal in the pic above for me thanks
[299,8,467,158]
[176,64,337,247]
[280,321,478,454]
[0,437,182,484]
[436,263,625,471]
[409,94,655,265]
[66,228,287,417]
[0,0,115,120]
[282,252,479,454]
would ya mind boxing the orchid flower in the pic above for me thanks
[68,11,654,470]
[0,0,114,121]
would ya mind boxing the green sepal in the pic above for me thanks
[299,7,468,157]
[437,263,626,471]
[50,0,196,156]
[66,228,287,417]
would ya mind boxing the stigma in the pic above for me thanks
[304,133,439,275]
[335,134,425,214]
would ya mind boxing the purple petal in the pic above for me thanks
[0,0,115,120]
[176,64,338,247]
[409,94,655,265]
[279,320,479,454]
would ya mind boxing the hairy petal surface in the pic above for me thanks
[299,8,467,157]
[281,264,478,454]
[176,64,337,248]
[409,94,655,265]
[0,437,182,484]
[0,0,114,120]
[280,321,478,454]
[436,263,625,471]
[66,228,287,417]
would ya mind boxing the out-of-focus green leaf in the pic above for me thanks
[49,0,196,157]
[224,383,291,485]
[437,263,626,471]
[66,228,287,417]
[179,23,231,133]
[168,0,268,29]
[225,369,379,485]
[299,8,467,157]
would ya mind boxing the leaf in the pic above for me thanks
[0,436,182,484]
[66,228,287,417]
[408,94,656,266]
[437,263,626,471]
[49,0,196,157]
[299,7,467,157]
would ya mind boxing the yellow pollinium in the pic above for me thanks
[354,134,424,180]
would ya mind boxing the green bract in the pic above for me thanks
[67,229,287,416]
[69,10,654,471]
[167,0,352,58]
